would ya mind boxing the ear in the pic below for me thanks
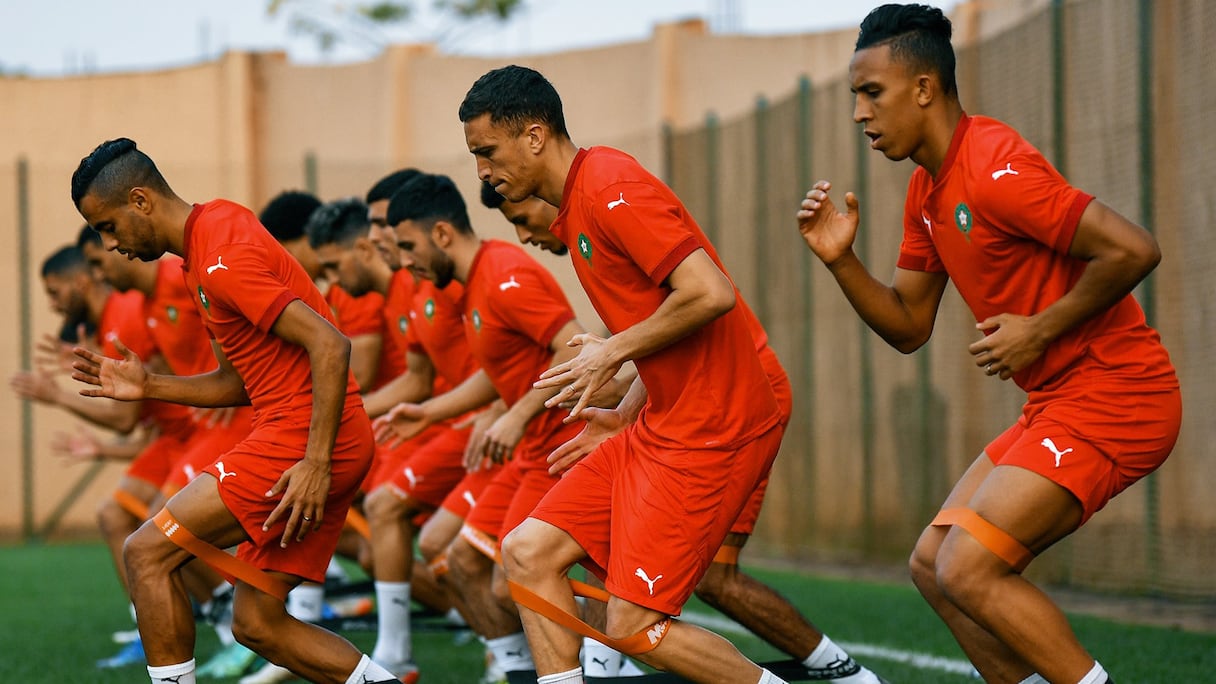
[129,187,153,214]
[353,235,377,259]
[525,122,546,154]
[431,221,454,249]
[915,74,935,107]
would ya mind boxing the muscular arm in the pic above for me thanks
[12,368,142,434]
[361,349,435,418]
[143,340,250,407]
[971,200,1162,378]
[417,368,499,424]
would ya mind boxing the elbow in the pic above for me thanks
[1136,238,1162,279]
[706,284,737,320]
[114,414,140,436]
[891,336,929,355]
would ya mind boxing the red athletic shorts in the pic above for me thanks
[163,408,255,494]
[463,458,560,548]
[126,432,189,489]
[530,420,784,615]
[728,363,792,536]
[440,463,501,519]
[363,422,444,492]
[210,407,375,583]
[383,425,471,509]
[986,382,1181,523]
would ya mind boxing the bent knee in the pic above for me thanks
[122,523,176,577]
[364,487,408,522]
[692,562,735,607]
[447,538,491,582]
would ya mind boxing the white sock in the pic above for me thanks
[757,668,787,684]
[1018,675,1049,684]
[287,583,325,622]
[327,557,349,581]
[344,654,397,684]
[1078,661,1109,684]
[148,659,196,684]
[372,581,412,666]
[582,637,622,676]
[129,602,139,623]
[537,666,583,684]
[487,632,535,672]
[802,635,852,670]
[619,658,646,677]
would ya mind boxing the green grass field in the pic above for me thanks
[2,542,1213,682]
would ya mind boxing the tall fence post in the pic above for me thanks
[1137,0,1160,594]
[17,157,34,542]
[754,96,770,328]
[304,151,319,196]
[795,76,816,534]
[854,125,875,552]
[704,112,720,248]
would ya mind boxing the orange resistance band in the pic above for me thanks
[508,579,673,656]
[151,508,292,601]
[932,508,1034,573]
[113,490,150,521]
[712,544,741,566]
[344,508,371,541]
[427,552,450,578]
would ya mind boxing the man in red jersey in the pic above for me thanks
[308,196,484,678]
[479,181,884,683]
[375,172,588,680]
[796,6,1180,684]
[68,138,404,684]
[459,65,788,684]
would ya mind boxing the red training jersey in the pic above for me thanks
[460,240,579,466]
[898,114,1176,392]
[405,279,478,390]
[181,200,364,428]
[550,147,781,450]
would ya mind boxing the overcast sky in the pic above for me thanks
[0,1,961,77]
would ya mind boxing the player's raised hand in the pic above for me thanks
[10,368,62,404]
[536,332,620,421]
[797,180,861,266]
[546,406,629,475]
[36,331,83,374]
[71,339,148,401]
[459,402,505,471]
[970,313,1049,381]
[372,402,430,447]
[263,457,331,546]
[50,426,102,463]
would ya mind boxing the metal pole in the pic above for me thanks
[17,157,34,541]
[754,96,770,327]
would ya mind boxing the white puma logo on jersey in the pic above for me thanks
[404,467,420,489]
[922,214,934,236]
[206,256,229,274]
[635,567,663,596]
[462,491,476,508]
[607,193,629,210]
[991,163,1019,181]
[498,275,521,291]
[1040,438,1074,467]
[215,461,236,482]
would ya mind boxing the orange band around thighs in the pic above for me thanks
[151,508,292,601]
[114,490,150,521]
[508,579,672,655]
[932,508,1034,573]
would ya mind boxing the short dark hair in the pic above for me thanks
[41,245,87,279]
[366,168,422,205]
[856,4,957,96]
[71,138,173,209]
[386,173,473,235]
[458,65,569,138]
[76,224,102,250]
[479,180,506,210]
[306,197,371,249]
[259,190,321,242]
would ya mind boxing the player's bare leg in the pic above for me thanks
[504,518,783,683]
[446,535,525,638]
[418,508,471,621]
[696,534,880,681]
[914,456,1101,683]
[99,476,160,591]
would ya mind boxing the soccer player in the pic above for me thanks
[69,138,403,684]
[795,6,1180,684]
[480,182,883,683]
[460,65,788,684]
[308,196,482,678]
[374,172,587,681]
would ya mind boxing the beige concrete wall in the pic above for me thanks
[0,1,1034,539]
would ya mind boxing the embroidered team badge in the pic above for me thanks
[954,202,973,240]
[577,233,593,265]
[166,305,179,323]
[398,315,408,334]
[424,298,435,322]
[471,309,482,332]
[197,286,211,316]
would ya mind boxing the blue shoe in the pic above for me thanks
[96,638,145,669]
[196,642,259,678]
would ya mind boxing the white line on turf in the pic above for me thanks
[679,610,977,676]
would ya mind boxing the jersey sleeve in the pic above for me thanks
[975,152,1093,254]
[197,242,298,333]
[896,172,946,273]
[492,264,575,349]
[589,181,701,285]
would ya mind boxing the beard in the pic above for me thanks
[432,250,456,289]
